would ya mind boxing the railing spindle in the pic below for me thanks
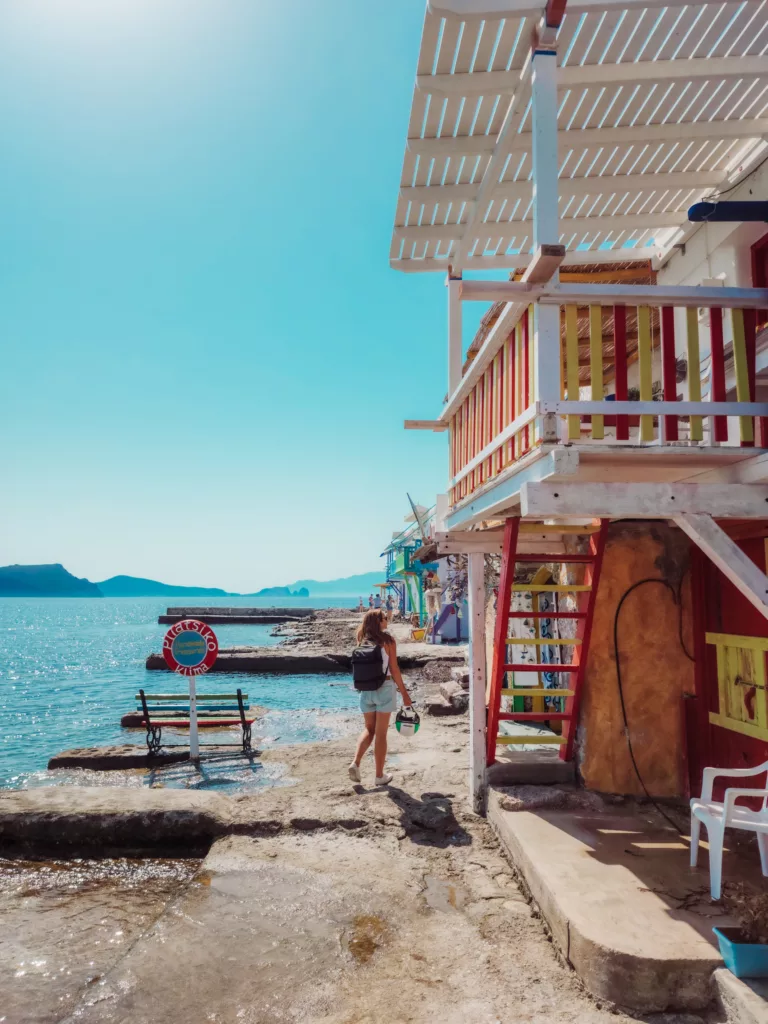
[523,308,531,453]
[638,305,654,441]
[661,306,679,442]
[589,305,604,440]
[613,305,629,441]
[565,304,580,440]
[686,307,704,442]
[732,308,755,446]
[479,372,485,480]
[518,319,524,456]
[710,307,728,443]
[499,350,505,477]
[487,363,495,477]
[512,333,518,466]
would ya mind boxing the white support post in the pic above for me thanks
[447,270,463,397]
[467,551,487,814]
[530,42,560,442]
[188,674,200,760]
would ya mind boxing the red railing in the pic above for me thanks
[447,285,768,507]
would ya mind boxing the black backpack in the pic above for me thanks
[351,642,386,691]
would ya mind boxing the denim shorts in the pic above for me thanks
[359,680,398,714]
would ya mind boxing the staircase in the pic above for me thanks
[486,518,609,766]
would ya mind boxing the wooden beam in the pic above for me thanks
[522,245,566,284]
[430,0,731,19]
[521,482,768,519]
[674,513,768,621]
[404,419,449,431]
[548,400,768,417]
[394,212,682,243]
[435,529,568,555]
[467,550,487,814]
[459,280,768,309]
[687,452,768,485]
[406,119,768,158]
[417,57,766,96]
[391,248,659,274]
[400,172,720,207]
[448,272,463,395]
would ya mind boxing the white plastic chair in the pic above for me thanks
[690,760,768,899]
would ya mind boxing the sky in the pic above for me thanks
[0,0,488,592]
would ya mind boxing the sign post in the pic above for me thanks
[161,619,219,760]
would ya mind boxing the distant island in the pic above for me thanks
[251,586,310,598]
[0,564,385,598]
[98,576,230,598]
[0,564,102,598]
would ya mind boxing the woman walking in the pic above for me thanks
[348,609,413,786]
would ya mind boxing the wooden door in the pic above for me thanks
[688,533,768,796]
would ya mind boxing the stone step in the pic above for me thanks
[449,690,469,713]
[450,666,470,686]
[425,695,460,716]
[440,681,463,702]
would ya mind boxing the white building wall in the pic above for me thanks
[653,160,768,439]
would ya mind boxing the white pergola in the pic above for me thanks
[391,0,768,274]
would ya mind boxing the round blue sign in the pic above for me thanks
[171,630,208,668]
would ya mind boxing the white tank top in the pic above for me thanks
[379,643,390,678]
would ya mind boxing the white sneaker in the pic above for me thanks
[375,773,393,786]
[348,762,361,783]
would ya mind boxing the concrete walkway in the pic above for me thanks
[1,716,633,1024]
[488,785,768,1014]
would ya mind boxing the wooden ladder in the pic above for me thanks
[486,517,609,765]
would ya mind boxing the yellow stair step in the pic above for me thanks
[512,584,591,592]
[505,637,581,645]
[497,734,567,745]
[501,688,574,697]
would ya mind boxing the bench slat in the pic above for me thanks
[135,696,249,704]
[137,704,247,712]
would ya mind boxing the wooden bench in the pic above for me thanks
[136,689,254,755]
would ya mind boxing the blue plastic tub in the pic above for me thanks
[713,927,768,979]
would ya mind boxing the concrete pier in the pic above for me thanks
[47,744,259,772]
[158,606,316,624]
[145,644,466,674]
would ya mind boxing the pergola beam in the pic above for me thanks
[400,172,722,205]
[407,118,768,157]
[390,247,659,272]
[429,0,736,18]
[417,56,767,96]
[395,212,681,242]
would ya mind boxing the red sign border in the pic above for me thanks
[162,619,219,676]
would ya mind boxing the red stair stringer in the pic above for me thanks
[485,517,610,766]
[560,519,609,761]
[486,517,520,767]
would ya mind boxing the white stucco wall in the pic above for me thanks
[657,157,768,289]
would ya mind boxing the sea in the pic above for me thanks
[0,596,361,792]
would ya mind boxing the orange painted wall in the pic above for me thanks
[578,522,695,797]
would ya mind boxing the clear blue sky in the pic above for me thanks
[0,0,483,591]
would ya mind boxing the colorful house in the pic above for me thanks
[391,0,768,816]
[381,506,439,624]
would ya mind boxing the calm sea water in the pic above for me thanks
[0,597,360,790]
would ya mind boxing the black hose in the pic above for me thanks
[613,577,692,833]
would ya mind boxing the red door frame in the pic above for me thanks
[751,230,768,288]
